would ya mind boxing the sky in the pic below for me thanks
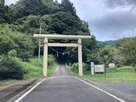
[5,0,136,41]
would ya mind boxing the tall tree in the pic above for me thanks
[9,0,59,21]
[120,37,136,73]
[0,24,34,61]
[0,3,10,23]
[0,0,5,5]
[60,0,76,16]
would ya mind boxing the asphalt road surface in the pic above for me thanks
[15,65,126,102]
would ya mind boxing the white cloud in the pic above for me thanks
[70,0,136,41]
[5,0,18,5]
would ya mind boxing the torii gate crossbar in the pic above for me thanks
[33,34,91,76]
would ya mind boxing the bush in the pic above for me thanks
[0,57,25,80]
[71,62,90,73]
[48,55,56,66]
[8,49,17,57]
[71,63,78,73]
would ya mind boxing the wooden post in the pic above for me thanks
[43,37,48,76]
[78,38,83,76]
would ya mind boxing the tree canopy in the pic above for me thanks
[0,0,95,64]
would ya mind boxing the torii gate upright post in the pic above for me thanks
[43,37,48,76]
[78,38,83,76]
[33,34,91,77]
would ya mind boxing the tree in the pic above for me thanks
[120,37,136,73]
[0,25,18,55]
[13,35,34,61]
[96,45,119,65]
[42,11,89,35]
[8,0,59,22]
[60,0,76,16]
[0,0,5,5]
[0,24,34,61]
[0,3,10,23]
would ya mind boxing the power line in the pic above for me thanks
[38,24,42,64]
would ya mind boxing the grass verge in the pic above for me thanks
[70,66,136,83]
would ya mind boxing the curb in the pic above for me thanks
[0,79,36,102]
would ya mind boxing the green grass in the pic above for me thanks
[21,57,43,79]
[71,66,136,83]
[0,55,58,87]
[47,62,57,76]
[22,56,58,79]
[0,80,20,87]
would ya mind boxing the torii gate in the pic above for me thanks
[33,34,91,76]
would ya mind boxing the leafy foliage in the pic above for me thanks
[120,37,136,64]
[0,24,34,61]
[8,0,59,23]
[0,0,96,77]
[48,54,56,66]
[120,37,136,73]
[60,0,76,16]
[0,0,5,5]
[0,57,25,79]
[8,49,17,57]
[71,62,90,73]
[0,3,10,23]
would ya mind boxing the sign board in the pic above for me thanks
[95,65,105,72]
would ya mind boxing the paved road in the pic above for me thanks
[16,65,126,102]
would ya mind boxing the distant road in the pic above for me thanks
[15,65,126,102]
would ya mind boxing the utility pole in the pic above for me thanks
[38,24,42,64]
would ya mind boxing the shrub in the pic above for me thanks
[71,62,90,73]
[8,49,17,57]
[48,55,56,66]
[71,63,78,73]
[0,57,25,80]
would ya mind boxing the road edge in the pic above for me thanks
[75,77,126,102]
[14,78,46,102]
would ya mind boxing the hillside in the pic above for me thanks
[0,0,135,81]
[97,39,120,48]
[0,0,97,80]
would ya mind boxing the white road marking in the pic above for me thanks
[75,77,126,102]
[14,78,46,102]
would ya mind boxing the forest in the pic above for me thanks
[0,0,136,80]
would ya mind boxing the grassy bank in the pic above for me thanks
[71,66,136,83]
[0,55,57,87]
[21,55,57,79]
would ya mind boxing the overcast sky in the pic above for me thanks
[5,0,136,41]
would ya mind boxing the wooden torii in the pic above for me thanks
[33,34,91,76]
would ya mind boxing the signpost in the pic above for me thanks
[91,62,95,75]
[91,63,106,76]
[95,65,105,72]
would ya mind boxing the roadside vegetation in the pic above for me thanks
[0,55,57,87]
[0,0,94,82]
[70,66,136,83]
[0,0,136,86]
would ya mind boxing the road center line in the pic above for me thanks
[75,77,126,102]
[14,78,46,102]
